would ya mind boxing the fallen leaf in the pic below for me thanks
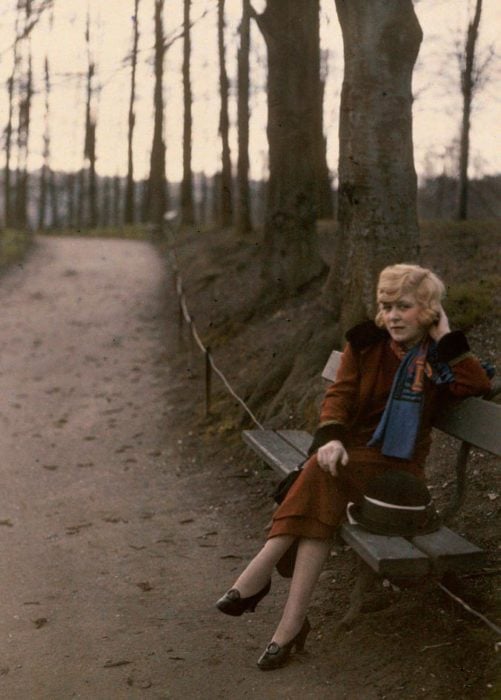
[103,659,132,668]
[137,581,153,592]
[33,618,48,629]
[487,493,499,501]
[66,523,92,535]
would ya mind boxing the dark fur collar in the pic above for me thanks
[345,320,389,350]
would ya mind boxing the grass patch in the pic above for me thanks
[446,275,500,329]
[0,229,33,271]
[42,224,153,241]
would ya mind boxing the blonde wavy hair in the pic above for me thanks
[375,264,445,328]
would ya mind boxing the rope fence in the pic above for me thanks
[165,214,265,430]
[438,581,501,651]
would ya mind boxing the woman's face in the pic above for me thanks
[379,294,426,347]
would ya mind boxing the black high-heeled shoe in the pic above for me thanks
[257,617,311,671]
[215,579,271,616]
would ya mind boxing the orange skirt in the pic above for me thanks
[268,446,425,541]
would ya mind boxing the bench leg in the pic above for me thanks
[334,560,378,634]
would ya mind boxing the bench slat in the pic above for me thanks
[322,349,342,382]
[411,526,485,573]
[341,524,430,577]
[276,430,311,456]
[433,397,501,455]
[242,430,305,475]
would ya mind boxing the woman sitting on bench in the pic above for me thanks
[215,263,491,670]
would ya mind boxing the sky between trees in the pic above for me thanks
[0,0,499,183]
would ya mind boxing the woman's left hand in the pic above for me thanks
[428,304,451,342]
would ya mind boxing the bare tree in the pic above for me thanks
[217,0,233,227]
[38,55,51,230]
[322,0,422,334]
[180,0,195,225]
[236,0,252,234]
[145,0,168,229]
[124,0,140,225]
[4,7,21,229]
[83,10,98,228]
[14,0,34,230]
[457,0,483,221]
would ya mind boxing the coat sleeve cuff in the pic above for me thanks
[308,423,347,455]
[436,331,470,363]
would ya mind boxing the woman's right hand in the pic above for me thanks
[317,440,349,477]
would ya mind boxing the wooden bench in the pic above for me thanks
[243,349,501,627]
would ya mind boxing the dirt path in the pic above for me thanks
[0,237,354,700]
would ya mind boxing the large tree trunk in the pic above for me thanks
[124,0,140,225]
[146,0,167,230]
[457,0,482,221]
[180,0,195,225]
[253,0,326,295]
[236,0,252,234]
[217,0,233,227]
[323,0,422,334]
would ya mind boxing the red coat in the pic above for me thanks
[269,325,491,542]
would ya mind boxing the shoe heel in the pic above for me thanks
[294,618,311,652]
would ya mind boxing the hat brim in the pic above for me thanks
[346,502,442,537]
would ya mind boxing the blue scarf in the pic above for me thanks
[367,339,454,460]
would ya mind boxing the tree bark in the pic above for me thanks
[180,0,195,225]
[253,0,326,294]
[124,0,140,225]
[236,0,252,234]
[457,0,482,221]
[217,0,233,227]
[146,0,167,230]
[323,0,422,334]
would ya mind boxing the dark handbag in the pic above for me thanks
[272,465,304,505]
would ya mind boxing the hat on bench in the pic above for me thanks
[347,470,441,537]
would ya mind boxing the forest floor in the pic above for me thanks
[0,230,499,699]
